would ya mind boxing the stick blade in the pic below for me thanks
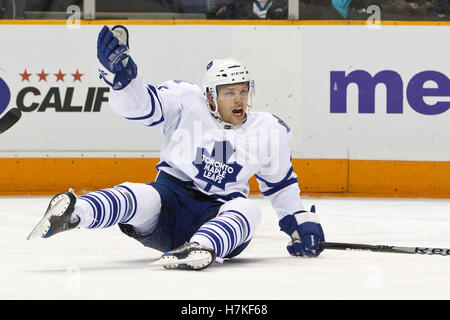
[0,108,22,134]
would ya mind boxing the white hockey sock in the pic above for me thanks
[72,183,161,232]
[190,210,253,259]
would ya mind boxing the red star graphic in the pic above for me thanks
[37,69,49,82]
[19,69,32,82]
[54,69,66,82]
[71,69,84,82]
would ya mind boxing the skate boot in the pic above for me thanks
[27,191,79,240]
[151,242,216,270]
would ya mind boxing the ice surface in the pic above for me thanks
[0,195,449,300]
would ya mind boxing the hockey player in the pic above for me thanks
[27,25,325,270]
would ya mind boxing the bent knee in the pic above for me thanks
[219,197,262,228]
[114,182,161,228]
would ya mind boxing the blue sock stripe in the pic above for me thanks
[116,185,137,223]
[221,219,240,253]
[97,190,118,228]
[207,226,227,257]
[195,231,217,253]
[219,215,242,241]
[198,227,223,257]
[207,221,231,255]
[104,189,122,227]
[221,210,251,242]
[89,193,108,228]
[213,220,239,255]
[96,190,114,228]
[107,189,123,226]
[116,187,133,224]
[78,197,97,228]
[80,194,103,229]
[113,187,129,224]
[208,221,234,256]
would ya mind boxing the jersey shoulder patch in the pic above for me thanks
[271,114,291,133]
[248,112,291,133]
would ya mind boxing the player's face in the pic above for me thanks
[216,82,249,126]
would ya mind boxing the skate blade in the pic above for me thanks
[150,251,213,270]
[26,195,71,240]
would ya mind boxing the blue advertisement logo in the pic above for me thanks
[0,77,11,115]
[330,70,450,115]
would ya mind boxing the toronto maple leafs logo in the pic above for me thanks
[193,140,243,191]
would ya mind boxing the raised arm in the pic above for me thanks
[97,25,181,135]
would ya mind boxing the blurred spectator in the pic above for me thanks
[2,0,447,21]
[96,0,180,13]
[0,0,25,18]
[299,0,449,20]
[299,0,349,19]
[25,0,82,12]
[434,0,450,17]
[180,0,233,14]
[379,0,438,19]
[332,0,352,17]
[213,0,288,19]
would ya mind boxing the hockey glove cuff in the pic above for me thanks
[279,205,325,257]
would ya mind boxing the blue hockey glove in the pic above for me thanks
[97,25,137,90]
[279,205,325,257]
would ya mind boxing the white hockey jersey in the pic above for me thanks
[109,74,305,220]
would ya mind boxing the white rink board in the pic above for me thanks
[1,195,449,300]
[0,24,449,161]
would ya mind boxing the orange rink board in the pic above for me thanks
[0,158,449,198]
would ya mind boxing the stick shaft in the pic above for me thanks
[320,242,450,256]
[0,108,21,134]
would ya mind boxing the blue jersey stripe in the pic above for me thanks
[148,85,164,109]
[255,166,294,187]
[125,86,156,120]
[209,192,247,202]
[155,161,171,170]
[146,113,164,127]
[261,177,298,197]
[145,85,165,127]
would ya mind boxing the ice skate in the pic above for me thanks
[151,242,216,270]
[27,190,79,240]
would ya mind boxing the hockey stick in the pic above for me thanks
[0,107,22,134]
[320,241,450,256]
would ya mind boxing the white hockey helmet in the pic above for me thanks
[201,58,255,125]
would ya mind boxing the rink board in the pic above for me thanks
[0,21,449,197]
[1,157,449,198]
